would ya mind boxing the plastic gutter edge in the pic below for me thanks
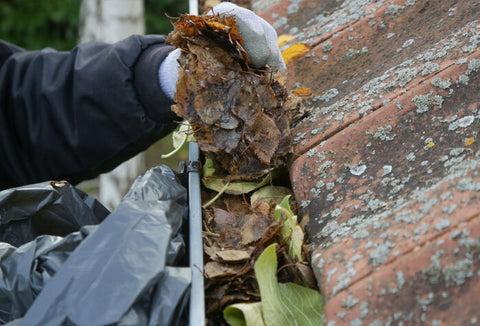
[188,142,205,326]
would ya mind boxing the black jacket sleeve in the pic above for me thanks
[0,35,178,190]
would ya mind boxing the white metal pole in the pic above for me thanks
[187,1,203,325]
[189,0,198,15]
[188,142,205,326]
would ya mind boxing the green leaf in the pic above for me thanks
[273,195,303,261]
[202,181,230,209]
[202,169,271,195]
[162,121,195,158]
[273,195,295,222]
[172,121,196,148]
[202,158,217,178]
[250,186,294,207]
[254,244,324,326]
[289,225,304,263]
[224,302,265,326]
[203,175,271,195]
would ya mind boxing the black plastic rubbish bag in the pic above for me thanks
[0,179,109,247]
[0,166,191,326]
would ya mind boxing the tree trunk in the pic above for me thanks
[79,0,145,210]
[79,0,145,43]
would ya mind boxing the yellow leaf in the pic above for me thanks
[277,34,294,47]
[281,43,310,65]
[292,87,312,96]
[426,141,435,148]
[465,137,475,146]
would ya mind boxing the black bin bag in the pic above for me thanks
[0,166,191,326]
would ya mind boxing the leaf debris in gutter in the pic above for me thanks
[167,12,321,326]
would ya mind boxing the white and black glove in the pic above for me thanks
[158,2,286,100]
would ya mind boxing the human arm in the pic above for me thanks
[0,2,285,190]
[0,36,177,189]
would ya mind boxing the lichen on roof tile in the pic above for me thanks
[255,0,480,323]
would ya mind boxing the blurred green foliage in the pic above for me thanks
[0,0,81,50]
[146,0,189,36]
[0,0,188,50]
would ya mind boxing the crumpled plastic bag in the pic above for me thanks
[0,166,191,326]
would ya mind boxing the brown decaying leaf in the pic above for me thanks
[204,246,253,263]
[205,261,244,279]
[240,213,270,245]
[216,249,252,263]
[168,13,293,176]
[210,207,236,232]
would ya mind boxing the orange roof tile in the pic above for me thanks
[254,0,480,324]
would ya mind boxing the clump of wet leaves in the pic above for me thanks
[167,12,293,178]
[166,12,320,325]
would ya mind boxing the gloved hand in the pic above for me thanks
[158,2,285,100]
[208,2,286,70]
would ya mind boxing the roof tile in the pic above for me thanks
[254,0,480,323]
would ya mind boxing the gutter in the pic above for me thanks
[188,142,205,326]
[187,0,203,322]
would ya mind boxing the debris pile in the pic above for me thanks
[167,13,320,325]
[168,13,293,178]
[201,193,318,324]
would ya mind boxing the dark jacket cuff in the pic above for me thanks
[133,43,178,123]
